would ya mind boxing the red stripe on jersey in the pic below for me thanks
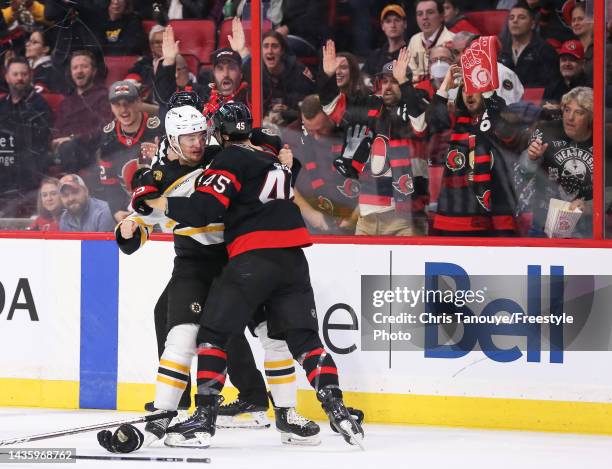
[456,116,472,124]
[227,228,312,258]
[451,133,469,141]
[328,93,347,125]
[305,162,317,170]
[196,186,230,208]
[433,214,492,231]
[204,169,242,192]
[197,347,228,359]
[304,348,325,360]
[196,371,226,384]
[331,144,343,153]
[367,108,380,117]
[390,158,411,167]
[472,174,491,182]
[307,366,338,383]
[100,160,112,168]
[474,154,492,164]
[311,178,324,189]
[360,194,392,206]
[389,139,411,147]
[492,215,517,231]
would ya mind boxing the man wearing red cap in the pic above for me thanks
[543,39,591,108]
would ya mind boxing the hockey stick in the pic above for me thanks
[72,455,211,463]
[0,411,177,446]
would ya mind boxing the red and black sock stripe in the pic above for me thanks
[196,344,227,395]
[299,347,339,392]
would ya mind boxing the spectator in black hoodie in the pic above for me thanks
[498,2,560,88]
[99,0,146,56]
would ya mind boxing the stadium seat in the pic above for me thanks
[170,19,216,64]
[218,18,272,50]
[464,10,508,37]
[522,87,545,106]
[104,55,140,87]
[42,93,65,116]
[142,19,157,37]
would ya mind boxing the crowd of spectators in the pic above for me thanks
[0,0,602,239]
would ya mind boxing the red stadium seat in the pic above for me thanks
[218,18,272,50]
[464,10,509,37]
[142,20,157,37]
[104,55,140,87]
[170,19,216,64]
[42,93,65,116]
[522,87,545,106]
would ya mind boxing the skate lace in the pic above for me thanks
[287,408,311,427]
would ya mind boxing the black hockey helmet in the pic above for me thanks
[168,91,204,113]
[213,101,253,140]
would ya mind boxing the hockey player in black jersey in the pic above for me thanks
[145,102,365,449]
[108,103,320,451]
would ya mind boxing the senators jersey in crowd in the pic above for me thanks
[98,113,162,214]
[115,146,227,264]
[167,144,310,258]
[432,92,519,235]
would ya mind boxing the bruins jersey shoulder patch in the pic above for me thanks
[103,121,114,133]
[147,116,161,129]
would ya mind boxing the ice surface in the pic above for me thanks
[0,408,611,469]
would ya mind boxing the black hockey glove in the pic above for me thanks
[334,157,359,179]
[97,424,144,453]
[330,407,364,434]
[130,169,160,216]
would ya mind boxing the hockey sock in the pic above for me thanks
[255,322,296,408]
[154,324,197,410]
[196,343,228,395]
[298,347,340,395]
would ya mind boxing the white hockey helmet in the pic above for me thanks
[165,105,208,157]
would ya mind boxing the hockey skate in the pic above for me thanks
[318,387,365,450]
[216,398,270,429]
[164,395,223,448]
[274,406,321,446]
[142,405,190,447]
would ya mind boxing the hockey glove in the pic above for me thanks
[330,407,364,434]
[334,157,359,179]
[97,424,144,453]
[130,169,160,216]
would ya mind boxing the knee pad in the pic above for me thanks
[154,324,198,411]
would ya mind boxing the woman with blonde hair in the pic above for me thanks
[30,177,63,231]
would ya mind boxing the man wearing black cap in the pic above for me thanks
[96,80,162,223]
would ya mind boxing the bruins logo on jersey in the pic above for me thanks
[153,170,164,182]
[103,122,114,133]
[147,116,161,129]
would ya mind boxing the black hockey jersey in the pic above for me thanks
[98,113,163,214]
[167,143,311,258]
[115,145,227,263]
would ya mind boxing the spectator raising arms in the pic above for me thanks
[25,29,66,94]
[362,4,408,80]
[30,177,63,231]
[125,25,166,103]
[498,2,560,88]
